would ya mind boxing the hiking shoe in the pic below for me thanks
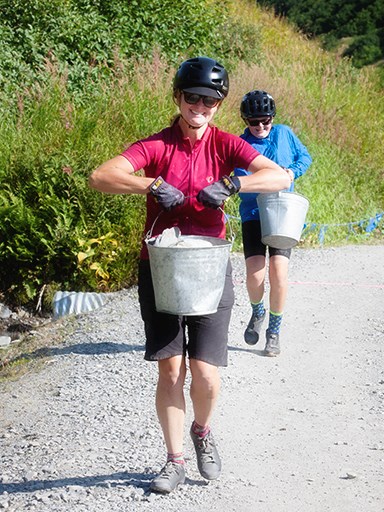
[264,329,280,357]
[244,312,266,345]
[190,425,221,480]
[150,461,185,494]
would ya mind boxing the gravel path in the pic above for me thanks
[1,246,384,511]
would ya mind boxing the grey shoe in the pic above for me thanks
[264,329,280,357]
[244,311,266,345]
[190,425,221,480]
[150,461,185,494]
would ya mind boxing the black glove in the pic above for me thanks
[197,175,241,209]
[149,176,185,211]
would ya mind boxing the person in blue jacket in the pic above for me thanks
[234,90,312,356]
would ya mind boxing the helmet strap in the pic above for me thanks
[179,114,201,130]
[174,92,197,129]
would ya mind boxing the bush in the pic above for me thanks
[0,0,264,309]
[342,31,382,67]
[256,0,384,68]
[0,0,261,101]
[0,0,383,310]
[0,75,147,307]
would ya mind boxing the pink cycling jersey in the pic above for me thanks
[121,121,260,259]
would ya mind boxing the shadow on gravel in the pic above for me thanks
[0,471,152,495]
[6,342,264,373]
[0,342,144,371]
[3,342,145,371]
[48,342,145,356]
[228,345,265,357]
[0,472,211,495]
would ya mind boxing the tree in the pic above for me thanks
[256,0,384,67]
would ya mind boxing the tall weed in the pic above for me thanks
[223,1,384,246]
[0,0,383,309]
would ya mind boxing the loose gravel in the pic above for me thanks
[1,247,383,512]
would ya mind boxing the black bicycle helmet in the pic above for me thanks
[173,56,229,99]
[240,90,276,119]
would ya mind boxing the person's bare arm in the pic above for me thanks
[237,155,291,193]
[88,155,154,195]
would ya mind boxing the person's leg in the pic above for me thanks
[265,251,291,356]
[188,359,222,480]
[242,220,268,345]
[189,359,220,427]
[138,260,187,492]
[150,356,188,493]
[186,262,233,480]
[244,254,267,345]
[245,254,267,303]
[242,220,267,302]
[268,254,290,313]
[156,355,187,454]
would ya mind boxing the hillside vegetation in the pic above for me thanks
[257,0,384,70]
[0,0,383,309]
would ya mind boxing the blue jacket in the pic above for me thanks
[234,124,312,221]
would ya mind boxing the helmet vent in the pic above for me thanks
[240,90,276,118]
[173,56,229,98]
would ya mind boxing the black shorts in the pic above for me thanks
[138,259,234,367]
[242,220,291,260]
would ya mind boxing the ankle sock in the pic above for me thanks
[192,420,210,439]
[268,310,283,334]
[167,452,185,465]
[251,300,265,318]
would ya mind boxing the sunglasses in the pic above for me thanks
[182,91,220,108]
[247,117,273,127]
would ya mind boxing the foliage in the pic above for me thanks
[0,75,147,306]
[0,0,263,308]
[256,0,384,68]
[0,0,383,310]
[221,1,384,245]
[342,31,383,68]
[0,0,261,102]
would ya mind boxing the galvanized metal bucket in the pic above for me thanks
[257,191,309,249]
[146,235,232,315]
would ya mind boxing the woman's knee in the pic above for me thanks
[190,360,220,391]
[269,256,289,282]
[157,356,186,388]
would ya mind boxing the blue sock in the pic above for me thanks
[268,311,283,334]
[251,300,265,318]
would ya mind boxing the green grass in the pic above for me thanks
[221,1,384,246]
[0,0,383,308]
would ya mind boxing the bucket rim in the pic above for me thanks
[257,190,309,202]
[146,234,232,249]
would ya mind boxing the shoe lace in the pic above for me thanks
[267,332,279,348]
[196,434,216,463]
[158,462,180,480]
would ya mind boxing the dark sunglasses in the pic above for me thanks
[182,91,220,108]
[247,117,273,127]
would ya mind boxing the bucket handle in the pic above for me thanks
[145,211,163,241]
[145,207,235,246]
[220,207,235,246]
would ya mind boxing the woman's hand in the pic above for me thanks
[197,175,241,209]
[149,176,185,211]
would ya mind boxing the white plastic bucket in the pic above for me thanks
[146,235,231,315]
[257,191,309,249]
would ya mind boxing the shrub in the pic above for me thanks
[0,0,261,102]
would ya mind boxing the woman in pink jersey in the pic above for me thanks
[89,56,290,494]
